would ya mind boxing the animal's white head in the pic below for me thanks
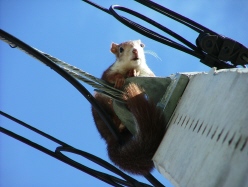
[111,40,146,69]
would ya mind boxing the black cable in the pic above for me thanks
[0,113,152,187]
[56,146,152,187]
[0,127,125,187]
[108,5,204,59]
[83,0,200,57]
[0,29,164,186]
[111,5,199,52]
[0,111,69,147]
[82,0,236,69]
[0,29,123,145]
[0,28,165,186]
[144,173,165,187]
[82,0,109,14]
[134,0,218,35]
[108,5,235,69]
[2,0,243,185]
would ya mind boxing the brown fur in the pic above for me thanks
[91,40,166,175]
[92,83,166,175]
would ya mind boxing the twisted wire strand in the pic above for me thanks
[35,49,125,100]
[0,35,124,102]
[1,28,124,148]
[82,0,236,69]
[62,68,124,102]
[0,36,41,61]
[0,30,157,186]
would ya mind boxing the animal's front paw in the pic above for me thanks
[115,77,125,89]
[123,83,144,100]
[127,69,140,77]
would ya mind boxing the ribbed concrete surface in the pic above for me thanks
[153,68,248,187]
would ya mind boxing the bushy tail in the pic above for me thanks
[108,83,167,175]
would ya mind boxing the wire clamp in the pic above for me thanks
[197,33,248,67]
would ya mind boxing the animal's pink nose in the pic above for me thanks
[132,49,138,54]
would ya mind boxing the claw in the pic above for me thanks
[127,69,140,77]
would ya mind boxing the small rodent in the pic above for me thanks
[92,40,166,175]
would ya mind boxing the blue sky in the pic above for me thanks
[0,1,247,187]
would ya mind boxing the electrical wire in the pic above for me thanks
[0,28,165,187]
[0,29,123,145]
[82,0,236,69]
[0,111,152,187]
[3,0,247,186]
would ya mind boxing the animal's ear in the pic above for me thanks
[110,43,119,54]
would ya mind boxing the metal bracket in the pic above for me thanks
[113,75,189,134]
[197,33,248,67]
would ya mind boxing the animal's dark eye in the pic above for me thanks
[140,43,144,48]
[119,47,124,53]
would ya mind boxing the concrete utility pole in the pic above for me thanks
[153,68,248,187]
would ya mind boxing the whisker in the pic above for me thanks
[144,50,162,61]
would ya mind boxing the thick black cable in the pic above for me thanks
[108,5,204,59]
[0,1,238,185]
[0,111,69,147]
[56,146,151,187]
[0,30,165,186]
[0,127,133,187]
[82,0,109,14]
[0,29,123,145]
[3,1,239,185]
[82,0,202,53]
[82,1,235,69]
[108,5,235,69]
[0,113,152,187]
[110,5,200,52]
[82,0,201,58]
[134,0,218,35]
[144,173,165,187]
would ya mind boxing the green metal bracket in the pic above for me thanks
[157,74,189,123]
[113,74,189,135]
